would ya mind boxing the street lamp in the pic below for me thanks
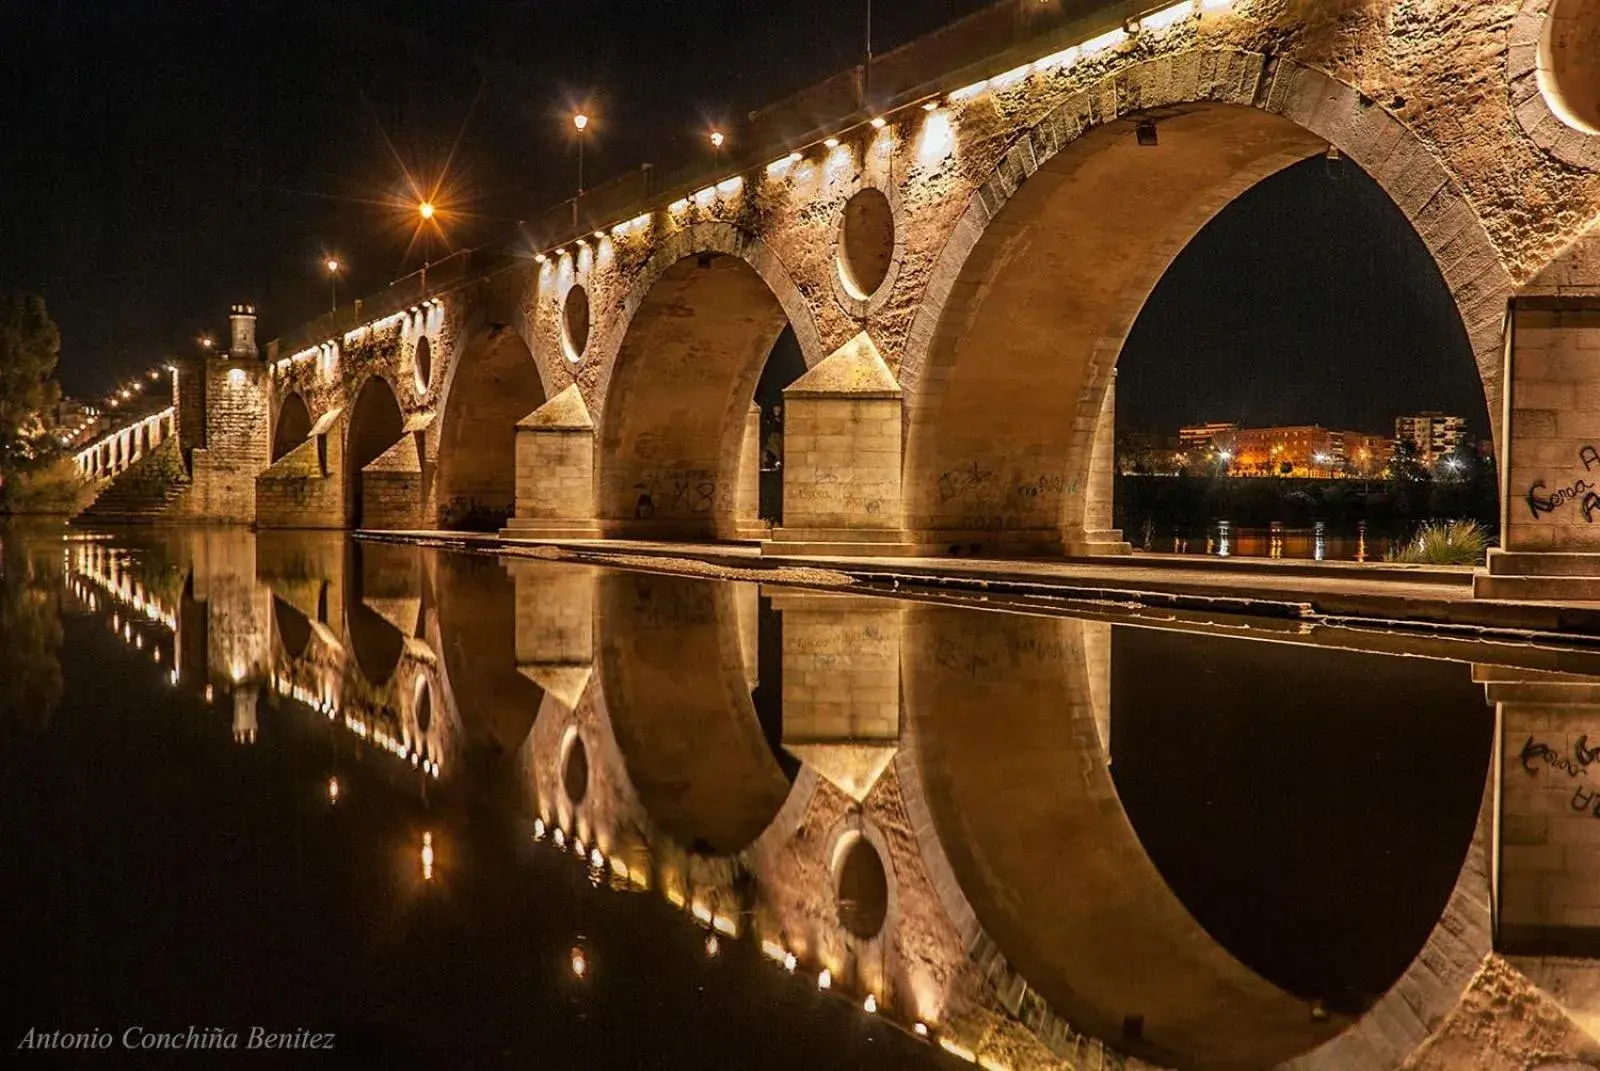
[325,258,342,313]
[572,112,589,228]
[417,201,437,288]
[709,129,725,164]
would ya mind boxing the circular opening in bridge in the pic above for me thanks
[833,832,888,939]
[562,730,589,805]
[838,188,895,300]
[1540,0,1600,134]
[562,285,591,362]
[413,335,433,394]
[414,676,432,734]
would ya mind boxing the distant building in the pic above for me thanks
[1340,431,1393,477]
[1178,422,1239,452]
[1394,412,1466,466]
[54,399,103,448]
[1229,425,1345,477]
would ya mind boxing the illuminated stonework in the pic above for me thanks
[1512,0,1600,166]
[73,0,1600,558]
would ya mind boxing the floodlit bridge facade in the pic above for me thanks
[80,0,1600,582]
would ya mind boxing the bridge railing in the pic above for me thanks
[520,0,1151,251]
[265,248,521,362]
[73,405,177,480]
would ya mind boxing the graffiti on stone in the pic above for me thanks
[938,462,994,504]
[632,469,718,519]
[1521,736,1589,778]
[1525,445,1600,522]
[1526,478,1598,520]
[1571,786,1600,818]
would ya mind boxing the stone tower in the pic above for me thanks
[185,304,272,521]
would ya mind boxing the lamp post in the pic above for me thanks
[709,129,725,165]
[572,113,589,229]
[325,258,341,314]
[418,201,435,288]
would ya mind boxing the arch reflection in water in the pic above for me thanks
[48,526,1600,1069]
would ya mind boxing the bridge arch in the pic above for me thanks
[897,608,1494,1069]
[345,374,405,528]
[899,52,1511,551]
[431,550,545,752]
[595,571,796,855]
[589,221,824,538]
[272,392,312,463]
[434,325,547,529]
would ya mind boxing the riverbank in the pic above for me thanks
[357,530,1600,641]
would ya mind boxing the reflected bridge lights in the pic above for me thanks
[420,831,435,881]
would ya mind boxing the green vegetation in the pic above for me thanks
[1383,519,1490,565]
[0,292,87,515]
[0,459,96,515]
[0,524,65,733]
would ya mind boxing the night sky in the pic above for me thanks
[2,1,1485,437]
[1117,153,1488,438]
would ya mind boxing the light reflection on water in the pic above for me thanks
[1157,521,1391,562]
[0,524,1593,1069]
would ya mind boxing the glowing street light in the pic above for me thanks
[417,200,435,221]
[325,258,342,313]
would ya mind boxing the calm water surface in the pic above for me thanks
[1135,522,1398,561]
[0,524,1580,1068]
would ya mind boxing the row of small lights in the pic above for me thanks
[528,0,1233,269]
[50,366,172,450]
[272,672,442,779]
[67,554,180,684]
[66,539,443,891]
[62,545,1008,1066]
[275,297,443,374]
[524,816,1007,1064]
[72,405,175,468]
[68,536,442,779]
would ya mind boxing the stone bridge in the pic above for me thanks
[78,0,1600,581]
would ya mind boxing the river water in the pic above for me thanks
[1,524,1593,1068]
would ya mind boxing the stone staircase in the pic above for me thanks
[77,440,192,522]
[1473,549,1600,601]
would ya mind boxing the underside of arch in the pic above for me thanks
[905,104,1327,550]
[596,253,791,539]
[434,551,544,752]
[900,52,1511,554]
[346,376,404,528]
[596,571,791,854]
[436,327,546,530]
[902,608,1348,1069]
[273,392,311,463]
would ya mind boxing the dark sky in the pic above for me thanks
[1118,153,1488,438]
[2,0,991,397]
[2,1,1485,437]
